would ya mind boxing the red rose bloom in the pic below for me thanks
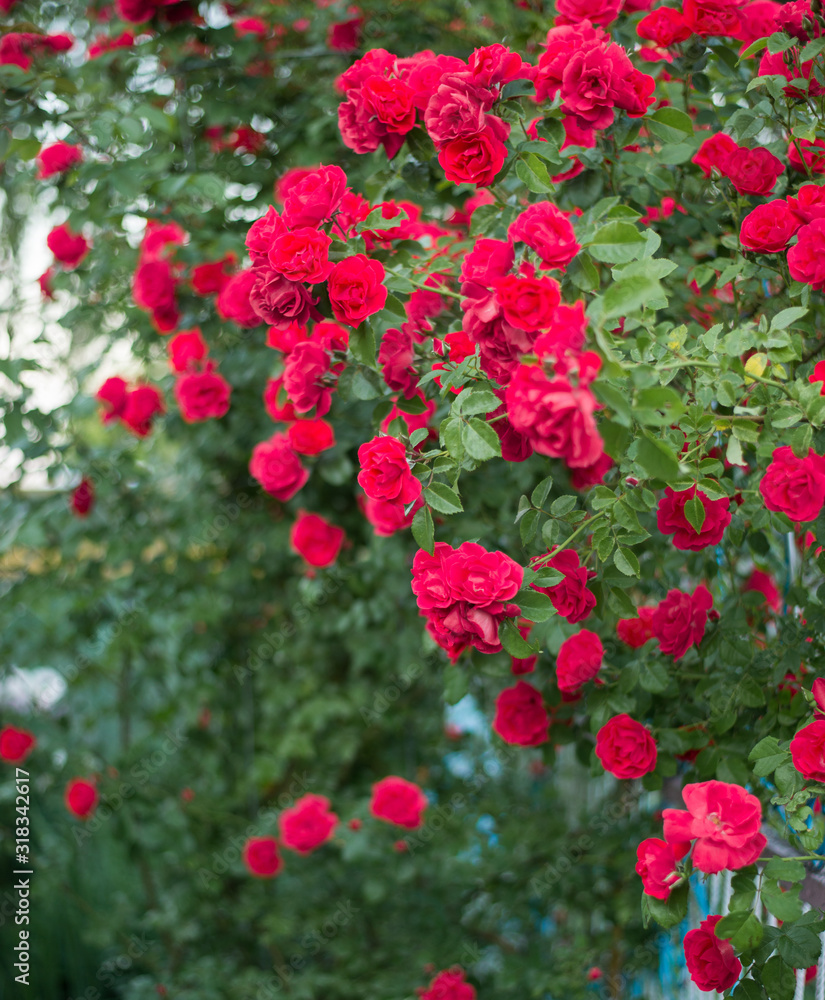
[278,794,338,854]
[174,369,231,423]
[651,584,713,659]
[505,363,603,469]
[743,568,781,611]
[438,119,510,188]
[663,780,766,874]
[288,419,336,455]
[684,915,742,993]
[637,7,691,45]
[250,267,320,329]
[71,478,94,517]
[693,132,738,178]
[496,274,561,331]
[249,432,309,501]
[788,183,825,225]
[789,138,825,174]
[65,778,98,820]
[789,219,825,291]
[122,385,165,438]
[47,222,89,268]
[357,436,421,505]
[790,720,825,781]
[531,549,596,624]
[327,254,388,328]
[556,629,603,695]
[0,726,36,764]
[684,0,742,34]
[656,485,731,551]
[96,376,129,423]
[168,328,208,373]
[492,681,550,747]
[635,838,684,900]
[243,836,282,877]
[595,714,657,779]
[362,494,422,536]
[282,164,347,229]
[421,967,476,1000]
[282,341,334,416]
[268,228,333,284]
[36,141,83,179]
[370,775,428,829]
[290,512,345,568]
[216,270,261,328]
[443,541,523,606]
[760,445,825,521]
[721,146,784,196]
[739,200,800,252]
[191,253,235,295]
[379,326,418,398]
[616,606,655,647]
[460,238,515,284]
[508,203,581,271]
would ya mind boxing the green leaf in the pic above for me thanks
[738,37,769,61]
[588,221,647,265]
[602,274,663,319]
[499,619,538,658]
[502,77,536,99]
[763,882,803,922]
[639,661,669,693]
[462,418,501,461]
[531,476,554,508]
[683,495,706,535]
[777,921,822,969]
[455,388,500,416]
[760,956,795,1000]
[716,910,764,951]
[515,588,556,623]
[444,664,469,705]
[349,324,377,367]
[613,547,640,577]
[515,153,554,193]
[749,736,789,776]
[550,495,577,517]
[801,37,825,62]
[423,483,463,515]
[647,106,694,144]
[643,880,689,929]
[411,506,434,554]
[734,978,766,1000]
[763,858,806,883]
[636,435,681,482]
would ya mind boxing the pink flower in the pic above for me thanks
[327,255,387,328]
[556,629,603,695]
[370,776,427,829]
[249,433,309,501]
[357,436,421,505]
[760,446,825,522]
[651,585,713,659]
[684,915,742,992]
[508,203,581,271]
[36,141,83,179]
[174,369,231,422]
[493,681,549,746]
[278,794,338,853]
[595,715,657,779]
[290,512,345,568]
[531,549,595,623]
[656,486,731,551]
[663,780,766,874]
[635,838,686,900]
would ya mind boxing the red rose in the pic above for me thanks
[489,398,533,462]
[684,916,742,992]
[370,775,427,829]
[278,794,338,853]
[327,254,387,328]
[492,681,550,746]
[508,203,580,271]
[0,726,36,764]
[362,76,416,134]
[683,0,741,34]
[174,369,231,422]
[96,376,129,423]
[268,228,333,284]
[47,222,89,268]
[243,836,282,877]
[246,206,289,265]
[250,266,320,329]
[665,780,765,873]
[637,7,691,45]
[656,485,731,551]
[532,549,595,623]
[132,257,179,332]
[290,511,345,568]
[743,568,781,611]
[570,451,614,490]
[505,363,603,468]
[421,967,476,1000]
[191,253,235,295]
[282,341,334,416]
[692,132,738,177]
[789,219,825,290]
[721,146,784,196]
[788,182,825,224]
[760,445,825,521]
[443,541,523,606]
[496,274,561,331]
[438,119,510,188]
[362,494,422,536]
[263,377,296,422]
[216,270,262,328]
[424,74,493,146]
[378,326,418,398]
[460,238,515,284]
[328,14,363,51]
[357,435,421,505]
[595,715,657,779]
[122,385,164,438]
[790,720,825,781]
[652,584,713,659]
[288,419,335,455]
[36,140,83,179]
[168,328,208,373]
[249,432,309,501]
[616,606,655,647]
[282,164,347,229]
[635,838,684,900]
[71,478,94,517]
[555,629,603,694]
[556,0,622,26]
[739,199,799,252]
[65,778,98,820]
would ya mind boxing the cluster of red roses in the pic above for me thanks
[636,782,766,991]
[0,29,72,71]
[96,376,165,438]
[166,328,232,423]
[337,32,655,188]
[242,776,427,878]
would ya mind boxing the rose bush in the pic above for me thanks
[6,0,825,997]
